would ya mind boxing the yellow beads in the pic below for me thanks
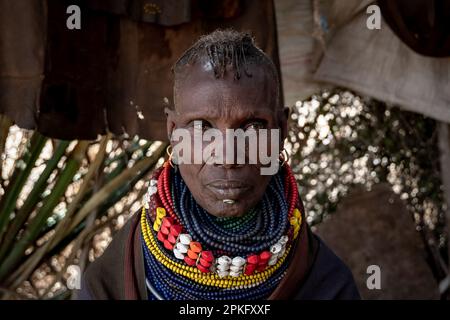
[140,207,292,289]
[290,208,302,239]
[152,207,166,231]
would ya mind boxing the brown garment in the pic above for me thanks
[80,207,319,300]
[88,0,192,26]
[0,0,281,141]
[0,0,46,129]
[378,0,450,57]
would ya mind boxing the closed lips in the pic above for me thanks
[206,180,250,198]
[207,180,249,189]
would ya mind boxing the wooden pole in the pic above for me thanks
[438,122,450,298]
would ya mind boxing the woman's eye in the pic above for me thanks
[244,122,265,131]
[192,120,212,130]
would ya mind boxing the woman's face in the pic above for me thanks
[166,61,288,217]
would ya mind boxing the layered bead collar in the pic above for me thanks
[140,162,303,299]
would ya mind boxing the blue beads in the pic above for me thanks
[170,169,289,256]
[142,166,292,300]
[142,234,288,300]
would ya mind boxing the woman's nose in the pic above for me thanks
[213,128,246,167]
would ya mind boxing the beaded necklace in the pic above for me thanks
[140,161,303,300]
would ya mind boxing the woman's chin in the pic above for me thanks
[205,201,249,218]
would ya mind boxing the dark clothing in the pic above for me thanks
[78,210,360,300]
[293,237,361,300]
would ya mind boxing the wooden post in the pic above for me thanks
[438,122,450,297]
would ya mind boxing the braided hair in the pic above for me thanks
[172,29,280,108]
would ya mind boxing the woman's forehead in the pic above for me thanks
[174,63,278,114]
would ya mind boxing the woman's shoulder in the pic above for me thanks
[294,234,361,300]
[77,211,141,300]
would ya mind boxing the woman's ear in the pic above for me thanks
[165,107,176,141]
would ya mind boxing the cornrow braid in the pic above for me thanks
[173,29,278,82]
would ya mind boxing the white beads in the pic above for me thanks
[227,256,245,276]
[268,255,278,266]
[143,179,158,208]
[229,271,240,277]
[279,235,288,245]
[270,243,282,255]
[175,242,188,253]
[217,256,231,266]
[232,256,246,267]
[269,243,282,265]
[217,270,229,277]
[216,255,232,277]
[173,248,185,260]
[179,233,192,245]
[267,236,289,266]
[230,265,241,272]
[214,255,247,277]
[143,193,150,209]
[172,233,190,261]
[148,181,157,196]
[217,264,229,272]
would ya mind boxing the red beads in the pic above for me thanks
[201,251,214,262]
[163,239,174,250]
[144,160,301,277]
[282,163,299,219]
[167,233,177,244]
[256,251,271,272]
[197,264,210,273]
[260,251,271,261]
[187,250,198,260]
[187,241,202,261]
[244,263,257,275]
[184,256,196,266]
[247,254,259,265]
[199,257,211,268]
[244,254,260,275]
[157,230,166,242]
[161,217,174,228]
[157,163,180,224]
[160,225,170,235]
[190,242,202,253]
[195,250,214,272]
[199,251,214,268]
[170,225,182,237]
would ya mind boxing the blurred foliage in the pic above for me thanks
[0,88,447,299]
[0,117,168,299]
[286,89,446,275]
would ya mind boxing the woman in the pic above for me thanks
[80,29,360,300]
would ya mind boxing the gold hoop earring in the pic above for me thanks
[166,145,175,168]
[279,147,290,166]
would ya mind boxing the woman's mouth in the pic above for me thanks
[206,180,250,199]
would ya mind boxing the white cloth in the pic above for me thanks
[314,12,450,124]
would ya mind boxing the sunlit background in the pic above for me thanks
[0,89,445,299]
